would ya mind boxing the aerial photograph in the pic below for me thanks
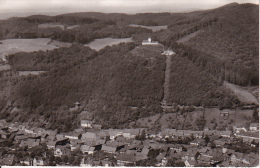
[0,0,259,167]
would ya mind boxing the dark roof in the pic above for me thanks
[0,154,15,166]
[101,145,117,152]
[117,153,137,162]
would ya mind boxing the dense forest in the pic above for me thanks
[2,42,238,131]
[1,44,166,131]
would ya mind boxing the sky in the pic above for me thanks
[0,0,259,17]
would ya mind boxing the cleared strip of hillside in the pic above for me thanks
[224,82,258,105]
[162,54,172,104]
[176,30,202,44]
[129,24,167,32]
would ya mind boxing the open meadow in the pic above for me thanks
[129,24,168,32]
[85,38,133,51]
[0,38,71,59]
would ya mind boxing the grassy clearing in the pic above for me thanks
[0,38,71,59]
[205,108,254,130]
[18,71,47,76]
[38,23,65,30]
[85,38,133,51]
[0,64,11,71]
[224,82,258,104]
[129,24,167,32]
[67,25,79,29]
[130,114,161,128]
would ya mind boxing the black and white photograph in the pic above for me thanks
[0,0,259,167]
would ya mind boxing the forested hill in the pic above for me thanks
[152,3,259,86]
[1,43,237,131]
[184,3,259,75]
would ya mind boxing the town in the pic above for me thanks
[0,109,258,167]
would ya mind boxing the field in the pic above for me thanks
[18,71,47,76]
[129,109,204,131]
[0,38,71,59]
[130,107,254,131]
[0,64,11,71]
[204,108,254,130]
[38,23,65,30]
[85,38,133,51]
[129,24,167,32]
[224,82,258,105]
[67,25,79,29]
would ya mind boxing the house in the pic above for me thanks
[54,145,71,157]
[231,152,244,163]
[47,141,56,149]
[81,120,93,128]
[27,139,40,148]
[24,127,35,134]
[0,139,7,146]
[233,126,247,133]
[33,128,45,135]
[219,130,232,138]
[146,131,157,138]
[197,155,211,166]
[0,154,15,166]
[92,124,102,130]
[156,152,167,162]
[14,135,28,143]
[80,157,93,167]
[64,132,82,140]
[217,160,230,167]
[142,37,159,45]
[192,131,204,138]
[184,160,197,167]
[220,111,229,120]
[56,134,65,140]
[186,148,199,161]
[81,132,97,141]
[190,138,205,146]
[249,123,259,131]
[56,138,70,146]
[117,153,137,166]
[20,157,33,166]
[101,160,113,167]
[140,146,150,156]
[97,131,110,140]
[70,102,81,111]
[116,136,127,143]
[101,145,117,153]
[214,139,226,147]
[81,145,95,154]
[122,132,131,139]
[33,158,45,166]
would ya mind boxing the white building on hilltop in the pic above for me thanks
[142,37,159,45]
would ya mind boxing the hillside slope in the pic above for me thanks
[185,3,259,67]
[1,42,238,130]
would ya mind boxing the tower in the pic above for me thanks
[148,37,152,43]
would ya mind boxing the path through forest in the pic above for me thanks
[162,54,172,105]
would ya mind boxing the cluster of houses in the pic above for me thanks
[0,118,259,167]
